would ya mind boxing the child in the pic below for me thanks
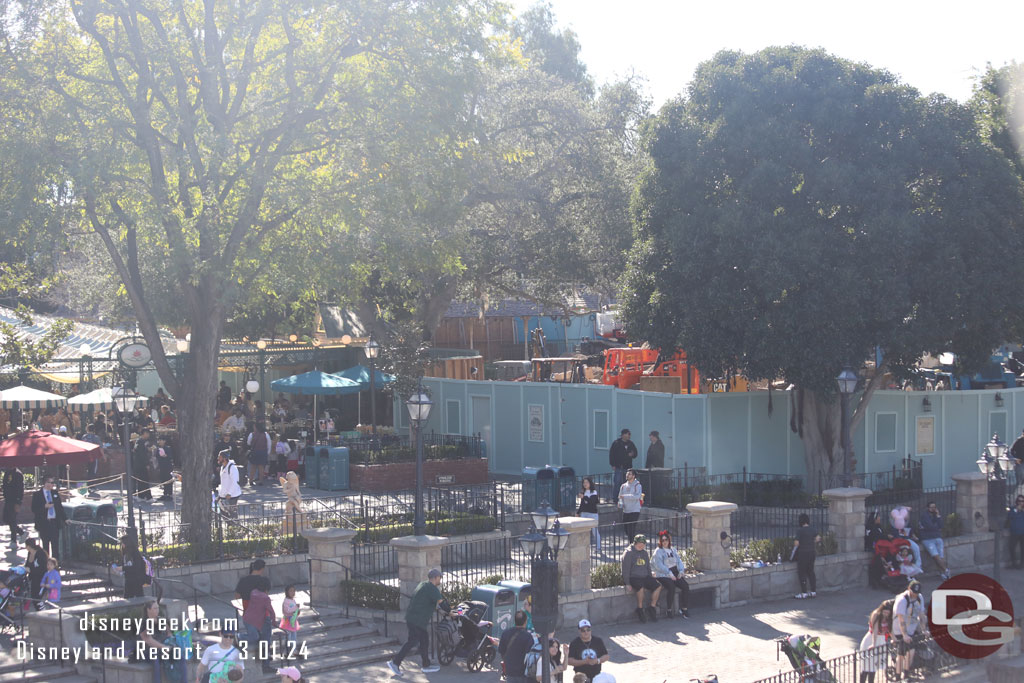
[279,585,300,645]
[41,558,61,604]
[277,664,302,683]
[897,547,922,577]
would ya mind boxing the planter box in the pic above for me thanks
[349,457,488,492]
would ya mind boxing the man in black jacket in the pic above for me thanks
[498,610,535,682]
[608,429,637,502]
[31,476,66,559]
[2,467,25,549]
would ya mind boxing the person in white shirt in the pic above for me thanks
[217,451,242,516]
[222,408,246,435]
[196,629,243,683]
[892,580,926,680]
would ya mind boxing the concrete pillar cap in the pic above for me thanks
[390,534,450,549]
[822,487,872,499]
[686,501,738,514]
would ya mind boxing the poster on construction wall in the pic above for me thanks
[528,404,544,442]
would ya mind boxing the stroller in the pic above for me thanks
[0,566,29,633]
[869,538,911,593]
[776,634,837,683]
[437,600,497,672]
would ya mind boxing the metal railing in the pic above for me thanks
[865,485,959,537]
[440,535,533,591]
[820,456,923,495]
[729,505,830,554]
[593,514,693,562]
[347,432,485,464]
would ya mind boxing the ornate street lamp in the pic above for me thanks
[977,433,1009,582]
[405,388,432,536]
[519,501,568,683]
[364,337,381,439]
[837,367,857,486]
[115,384,141,531]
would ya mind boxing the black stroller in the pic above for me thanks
[437,600,497,672]
[776,634,837,683]
[0,566,29,634]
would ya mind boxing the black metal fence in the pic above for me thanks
[346,432,484,464]
[864,485,959,538]
[729,504,831,558]
[593,514,692,562]
[440,535,533,597]
[819,456,923,495]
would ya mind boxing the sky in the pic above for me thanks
[510,0,1024,108]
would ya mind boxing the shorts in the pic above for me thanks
[249,450,268,465]
[629,576,660,592]
[921,537,944,558]
[894,633,917,655]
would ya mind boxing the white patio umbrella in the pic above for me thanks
[0,385,67,410]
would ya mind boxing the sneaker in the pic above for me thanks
[941,570,951,580]
[795,593,808,599]
[636,607,647,623]
[809,592,817,598]
[421,664,440,673]
[386,660,401,675]
[646,605,658,622]
[679,609,690,619]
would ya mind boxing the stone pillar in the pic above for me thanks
[302,527,357,605]
[822,487,872,554]
[687,501,737,572]
[390,535,448,612]
[555,516,598,594]
[952,472,990,533]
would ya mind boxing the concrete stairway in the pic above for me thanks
[0,655,97,683]
[60,569,121,607]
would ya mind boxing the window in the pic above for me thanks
[875,412,897,453]
[989,411,1008,444]
[593,410,609,450]
[446,400,461,435]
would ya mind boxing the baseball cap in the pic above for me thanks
[633,534,647,544]
[276,666,301,681]
[578,619,591,629]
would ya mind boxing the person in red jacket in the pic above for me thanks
[242,580,276,674]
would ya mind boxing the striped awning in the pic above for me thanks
[0,385,67,409]
[67,387,150,412]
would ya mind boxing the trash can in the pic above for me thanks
[496,580,532,620]
[306,446,326,489]
[522,466,556,512]
[63,500,98,555]
[319,447,350,491]
[555,466,576,513]
[469,584,517,638]
[637,468,672,507]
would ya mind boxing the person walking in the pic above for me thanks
[652,530,690,619]
[156,437,175,501]
[621,534,662,623]
[30,477,66,559]
[498,610,536,682]
[858,599,894,683]
[196,628,243,683]
[234,559,268,612]
[386,568,445,675]
[24,537,48,610]
[114,534,149,599]
[2,467,25,549]
[246,423,272,486]
[645,431,665,469]
[40,558,61,606]
[577,477,601,553]
[567,619,609,682]
[617,469,643,542]
[279,584,300,652]
[918,501,951,579]
[132,432,154,501]
[792,513,820,599]
[892,580,926,681]
[1007,494,1024,569]
[243,582,276,674]
[608,429,637,502]
[217,450,242,518]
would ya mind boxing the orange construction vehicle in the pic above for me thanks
[602,348,702,393]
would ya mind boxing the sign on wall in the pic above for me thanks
[916,415,935,455]
[528,404,544,442]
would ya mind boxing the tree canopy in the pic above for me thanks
[622,47,1024,478]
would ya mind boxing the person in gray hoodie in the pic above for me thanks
[621,534,661,623]
[652,530,690,619]
[617,469,643,542]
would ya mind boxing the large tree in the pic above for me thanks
[622,47,1024,483]
[0,0,501,556]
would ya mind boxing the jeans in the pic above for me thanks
[612,468,626,502]
[393,622,430,667]
[1009,534,1024,567]
[796,552,817,593]
[580,512,601,549]
[244,622,261,659]
[622,512,640,543]
[657,575,689,611]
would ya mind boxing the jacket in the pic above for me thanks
[918,512,943,540]
[243,589,276,629]
[652,546,685,578]
[621,547,653,584]
[2,470,24,505]
[1008,507,1024,535]
[608,438,637,469]
[218,460,242,498]
[618,480,643,514]
[31,488,66,527]
[645,440,665,468]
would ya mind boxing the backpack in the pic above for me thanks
[143,557,155,583]
[523,635,543,674]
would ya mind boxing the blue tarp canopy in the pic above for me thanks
[270,370,362,396]
[337,364,395,388]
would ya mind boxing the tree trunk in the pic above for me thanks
[797,388,845,493]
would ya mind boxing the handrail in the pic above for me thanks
[151,574,242,633]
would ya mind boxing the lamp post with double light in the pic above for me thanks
[115,384,141,533]
[365,337,380,439]
[977,433,1013,583]
[405,388,432,536]
[836,367,858,487]
[519,502,569,683]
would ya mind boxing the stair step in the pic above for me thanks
[277,624,379,647]
[0,663,95,681]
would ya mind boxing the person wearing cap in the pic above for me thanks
[196,628,243,683]
[608,429,637,502]
[567,619,609,681]
[276,665,302,683]
[892,580,926,680]
[387,568,445,675]
[621,534,662,623]
[498,610,535,682]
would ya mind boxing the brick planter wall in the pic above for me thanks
[349,457,488,491]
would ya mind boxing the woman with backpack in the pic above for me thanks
[114,534,149,598]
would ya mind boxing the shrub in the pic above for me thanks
[681,547,698,573]
[591,562,623,589]
[942,512,963,538]
[818,531,838,556]
[341,579,400,610]
[443,582,473,606]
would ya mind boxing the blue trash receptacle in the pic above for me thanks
[469,584,517,638]
[522,466,556,512]
[321,447,349,491]
[555,466,576,513]
[496,580,533,621]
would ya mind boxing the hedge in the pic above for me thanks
[341,579,400,611]
[354,513,496,543]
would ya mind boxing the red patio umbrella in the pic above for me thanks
[0,430,103,467]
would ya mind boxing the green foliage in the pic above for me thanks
[441,573,507,607]
[971,62,1024,181]
[341,580,400,611]
[355,513,496,543]
[349,444,471,465]
[818,531,839,556]
[942,513,963,538]
[650,478,816,509]
[680,547,698,573]
[590,561,624,589]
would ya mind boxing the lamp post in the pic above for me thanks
[836,367,858,487]
[365,337,380,439]
[977,433,1012,583]
[405,388,432,536]
[519,502,569,683]
[115,384,140,532]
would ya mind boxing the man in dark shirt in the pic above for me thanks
[498,610,536,682]
[645,431,665,468]
[608,429,637,502]
[234,559,268,611]
[567,619,609,680]
[1011,428,1024,494]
